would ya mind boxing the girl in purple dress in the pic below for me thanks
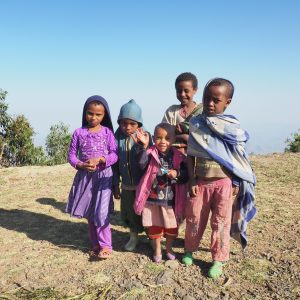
[66,95,118,259]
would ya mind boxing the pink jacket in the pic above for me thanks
[134,146,187,222]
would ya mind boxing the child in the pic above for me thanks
[133,123,188,262]
[183,78,256,278]
[162,72,203,152]
[66,95,118,259]
[113,99,152,251]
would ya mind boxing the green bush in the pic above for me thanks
[0,89,11,136]
[0,89,12,165]
[1,89,72,167]
[0,89,46,167]
[4,114,46,166]
[45,122,72,165]
[285,129,300,153]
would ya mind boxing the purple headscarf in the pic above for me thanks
[82,95,114,131]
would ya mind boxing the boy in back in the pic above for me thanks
[162,72,203,153]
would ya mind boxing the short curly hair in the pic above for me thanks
[175,72,198,90]
[204,78,234,99]
[154,123,176,137]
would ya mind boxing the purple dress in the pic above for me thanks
[66,126,118,227]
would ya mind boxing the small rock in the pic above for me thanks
[132,280,144,289]
[207,292,219,299]
[175,288,186,298]
[183,295,196,300]
[156,270,174,285]
[221,291,230,300]
[165,259,179,269]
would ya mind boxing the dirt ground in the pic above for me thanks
[0,153,299,300]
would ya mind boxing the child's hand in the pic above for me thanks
[98,156,106,164]
[188,178,199,197]
[167,169,177,179]
[232,186,239,197]
[87,157,106,166]
[77,162,97,172]
[177,215,185,225]
[131,128,149,148]
[175,124,183,134]
[113,185,121,199]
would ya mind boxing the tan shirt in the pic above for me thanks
[162,104,185,125]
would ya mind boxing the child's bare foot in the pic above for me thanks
[98,248,112,259]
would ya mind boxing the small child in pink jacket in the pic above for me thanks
[133,123,188,263]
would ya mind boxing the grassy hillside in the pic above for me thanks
[0,153,299,299]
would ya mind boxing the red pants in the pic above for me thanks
[184,177,233,261]
[148,226,178,239]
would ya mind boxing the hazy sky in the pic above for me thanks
[1,1,299,154]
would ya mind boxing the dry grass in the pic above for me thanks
[0,153,299,299]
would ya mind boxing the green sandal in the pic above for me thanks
[208,261,226,279]
[182,252,193,266]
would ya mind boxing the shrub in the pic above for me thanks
[46,122,72,165]
[4,114,46,166]
[0,89,11,136]
[285,129,300,153]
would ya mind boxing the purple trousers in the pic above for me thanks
[88,221,112,250]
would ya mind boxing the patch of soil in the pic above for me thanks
[0,153,299,299]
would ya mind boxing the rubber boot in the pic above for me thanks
[124,231,138,251]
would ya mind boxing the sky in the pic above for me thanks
[1,0,299,154]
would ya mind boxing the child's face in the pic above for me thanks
[153,127,175,154]
[176,80,197,106]
[120,118,139,136]
[203,85,231,115]
[85,103,105,128]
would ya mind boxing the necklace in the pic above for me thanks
[180,102,197,118]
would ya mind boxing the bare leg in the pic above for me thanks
[165,235,175,253]
[153,237,162,257]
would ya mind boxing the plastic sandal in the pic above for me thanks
[182,252,193,266]
[166,252,176,260]
[153,255,162,263]
[208,261,226,279]
[98,248,112,259]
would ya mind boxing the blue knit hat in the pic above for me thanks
[117,99,143,127]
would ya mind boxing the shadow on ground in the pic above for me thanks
[0,208,128,253]
[36,197,124,227]
[36,197,66,213]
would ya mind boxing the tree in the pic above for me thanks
[285,129,300,153]
[0,89,11,134]
[0,89,12,164]
[46,122,71,165]
[4,114,46,166]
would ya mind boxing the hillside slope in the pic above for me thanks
[0,153,299,299]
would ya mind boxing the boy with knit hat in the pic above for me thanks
[113,99,152,251]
